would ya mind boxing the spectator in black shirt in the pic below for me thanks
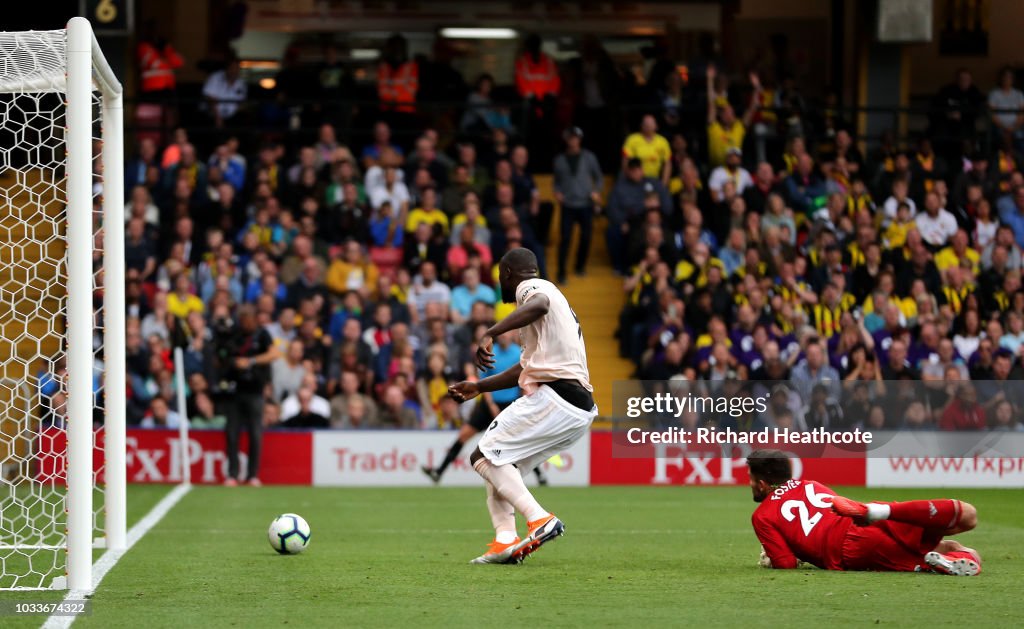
[316,44,354,124]
[968,337,996,379]
[404,222,448,277]
[929,68,985,166]
[881,338,918,380]
[288,257,329,309]
[896,243,943,296]
[803,383,843,430]
[202,181,243,235]
[125,218,157,282]
[743,161,781,216]
[324,182,369,245]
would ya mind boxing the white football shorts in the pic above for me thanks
[477,384,597,469]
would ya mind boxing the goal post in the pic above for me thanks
[67,15,127,589]
[0,17,124,591]
[101,61,126,557]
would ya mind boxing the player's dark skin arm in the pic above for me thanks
[476,363,524,394]
[475,294,550,370]
[449,364,524,403]
[486,293,549,337]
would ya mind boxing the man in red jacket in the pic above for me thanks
[748,449,982,575]
[940,382,986,430]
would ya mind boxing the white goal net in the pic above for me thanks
[0,19,124,591]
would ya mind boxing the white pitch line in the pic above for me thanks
[41,483,192,629]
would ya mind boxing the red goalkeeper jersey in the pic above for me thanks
[751,479,853,570]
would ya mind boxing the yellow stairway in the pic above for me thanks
[537,175,632,424]
[0,167,65,480]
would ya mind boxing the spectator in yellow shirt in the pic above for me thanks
[404,187,449,235]
[325,240,380,300]
[883,202,915,250]
[706,65,761,168]
[167,272,205,319]
[621,114,671,186]
[934,229,981,274]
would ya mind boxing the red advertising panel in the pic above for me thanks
[589,432,866,486]
[38,428,313,485]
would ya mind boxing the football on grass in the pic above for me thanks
[268,513,311,555]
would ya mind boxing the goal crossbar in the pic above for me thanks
[0,21,121,96]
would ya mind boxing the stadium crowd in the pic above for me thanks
[103,33,1024,436]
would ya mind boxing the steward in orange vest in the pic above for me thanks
[515,34,560,100]
[378,34,418,114]
[137,39,183,93]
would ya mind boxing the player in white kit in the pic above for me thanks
[449,248,598,564]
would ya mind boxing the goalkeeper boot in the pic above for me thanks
[925,550,981,576]
[470,538,521,564]
[830,495,871,526]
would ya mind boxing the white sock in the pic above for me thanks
[485,481,517,541]
[867,503,891,523]
[474,457,549,522]
[495,530,518,544]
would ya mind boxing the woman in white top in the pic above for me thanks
[953,309,983,360]
[973,198,998,250]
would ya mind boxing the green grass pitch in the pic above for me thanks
[1,485,1020,627]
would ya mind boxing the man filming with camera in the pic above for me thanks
[211,304,280,486]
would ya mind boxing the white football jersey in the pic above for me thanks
[514,279,592,393]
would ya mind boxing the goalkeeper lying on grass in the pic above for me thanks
[747,450,981,576]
